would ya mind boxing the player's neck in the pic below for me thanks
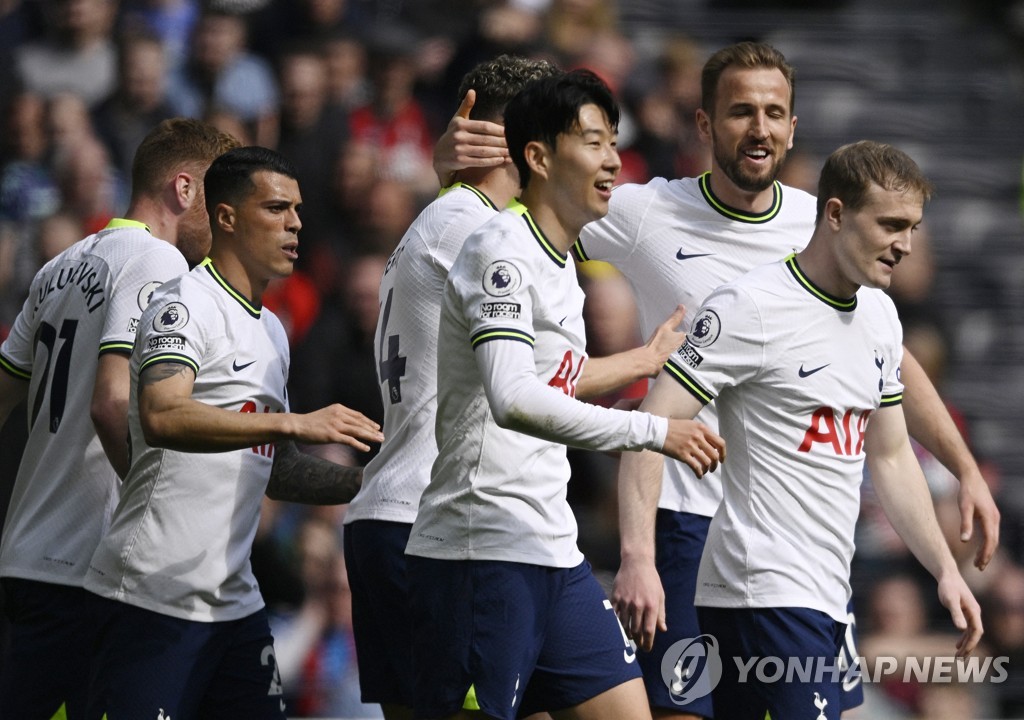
[706,169,777,215]
[794,242,859,299]
[207,249,267,307]
[122,195,177,246]
[455,164,518,210]
[518,186,579,256]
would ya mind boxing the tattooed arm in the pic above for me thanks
[265,441,363,505]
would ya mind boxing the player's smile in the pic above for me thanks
[699,66,797,207]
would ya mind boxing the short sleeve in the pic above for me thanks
[664,284,766,405]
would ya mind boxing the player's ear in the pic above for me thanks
[214,203,235,232]
[824,197,843,231]
[524,140,550,181]
[695,108,712,142]
[174,172,196,211]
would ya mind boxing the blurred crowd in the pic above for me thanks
[0,0,1019,718]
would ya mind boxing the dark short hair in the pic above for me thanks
[204,146,299,218]
[131,118,239,200]
[815,140,934,223]
[504,68,619,189]
[701,41,795,114]
[457,54,561,122]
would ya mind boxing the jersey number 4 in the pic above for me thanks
[377,288,407,404]
[31,318,78,433]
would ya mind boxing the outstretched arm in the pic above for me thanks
[867,404,984,656]
[613,370,721,651]
[265,440,362,504]
[433,88,509,188]
[138,362,383,453]
[901,348,999,569]
[577,305,686,400]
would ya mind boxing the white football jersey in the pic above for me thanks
[665,256,904,622]
[407,202,667,568]
[0,220,187,587]
[346,184,499,525]
[574,174,816,517]
[85,260,290,622]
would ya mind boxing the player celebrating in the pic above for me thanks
[433,41,999,719]
[0,118,238,720]
[84,147,383,718]
[404,69,724,720]
[345,53,689,720]
[620,140,982,718]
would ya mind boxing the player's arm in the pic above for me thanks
[901,347,999,569]
[138,362,383,453]
[91,353,131,479]
[433,88,509,188]
[477,338,722,460]
[867,403,983,656]
[265,440,362,504]
[0,367,29,427]
[613,369,713,651]
[576,305,686,400]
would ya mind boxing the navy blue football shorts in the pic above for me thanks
[88,596,286,720]
[0,578,109,720]
[697,606,848,720]
[343,519,416,706]
[407,557,640,720]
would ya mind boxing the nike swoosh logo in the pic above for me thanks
[798,363,830,378]
[676,249,714,261]
[232,359,257,372]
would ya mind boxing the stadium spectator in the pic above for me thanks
[13,0,119,108]
[275,45,348,265]
[92,32,177,181]
[167,7,280,147]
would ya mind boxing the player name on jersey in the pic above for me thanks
[35,258,107,313]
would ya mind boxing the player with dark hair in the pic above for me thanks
[405,69,724,720]
[343,54,561,720]
[84,146,383,718]
[346,54,687,720]
[0,117,238,720]
[620,140,982,718]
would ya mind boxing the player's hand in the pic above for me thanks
[661,419,726,478]
[612,556,666,652]
[936,570,983,657]
[433,88,509,187]
[957,469,999,570]
[640,304,686,377]
[294,404,384,451]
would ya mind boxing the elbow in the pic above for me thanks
[140,411,176,448]
[491,401,536,435]
[90,397,123,441]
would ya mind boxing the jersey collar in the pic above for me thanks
[508,199,567,268]
[199,258,262,318]
[438,182,499,211]
[784,254,857,312]
[103,218,152,234]
[698,172,783,224]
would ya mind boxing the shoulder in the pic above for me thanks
[778,183,818,217]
